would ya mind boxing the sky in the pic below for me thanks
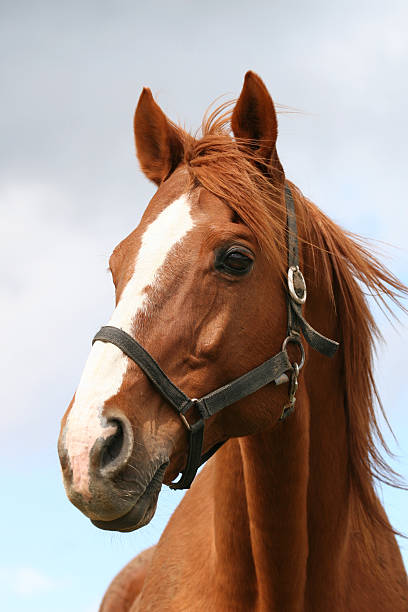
[1,1,407,610]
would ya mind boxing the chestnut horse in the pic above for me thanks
[58,72,407,611]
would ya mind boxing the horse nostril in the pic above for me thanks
[101,420,124,468]
[91,415,134,478]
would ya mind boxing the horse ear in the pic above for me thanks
[134,88,184,185]
[231,71,284,183]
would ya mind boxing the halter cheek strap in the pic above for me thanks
[284,184,338,358]
[92,184,339,490]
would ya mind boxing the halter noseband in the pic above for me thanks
[92,185,339,489]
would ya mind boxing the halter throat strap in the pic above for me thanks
[92,184,339,489]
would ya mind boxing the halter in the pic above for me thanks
[92,185,339,489]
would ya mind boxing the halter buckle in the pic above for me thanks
[288,265,307,304]
[279,362,300,422]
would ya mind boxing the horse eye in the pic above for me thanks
[216,247,254,276]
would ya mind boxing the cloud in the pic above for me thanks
[82,601,100,612]
[0,3,406,609]
[0,566,55,596]
[0,182,117,446]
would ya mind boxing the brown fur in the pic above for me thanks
[175,86,408,537]
[100,547,155,611]
[182,96,407,535]
[60,72,407,611]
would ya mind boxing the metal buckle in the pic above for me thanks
[288,265,307,304]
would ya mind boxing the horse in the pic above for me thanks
[58,71,408,611]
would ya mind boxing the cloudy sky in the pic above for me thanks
[1,1,407,610]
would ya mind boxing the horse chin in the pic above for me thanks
[91,461,168,532]
[92,490,158,532]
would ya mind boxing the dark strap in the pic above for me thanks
[199,351,291,417]
[290,301,339,357]
[285,184,339,357]
[172,420,205,489]
[286,183,300,272]
[93,326,189,412]
[93,326,293,489]
[285,183,302,337]
[93,327,291,418]
[91,184,339,490]
[199,440,226,465]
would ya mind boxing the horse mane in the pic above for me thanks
[175,102,408,535]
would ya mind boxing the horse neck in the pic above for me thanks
[211,304,352,611]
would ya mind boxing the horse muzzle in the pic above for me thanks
[58,412,168,528]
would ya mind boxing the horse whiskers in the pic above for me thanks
[117,494,134,502]
[130,439,146,449]
[126,463,141,473]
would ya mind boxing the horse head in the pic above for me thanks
[58,73,298,531]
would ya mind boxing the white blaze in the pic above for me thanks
[63,193,194,497]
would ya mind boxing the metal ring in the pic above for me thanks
[282,335,305,370]
[179,413,191,431]
[179,398,200,431]
[288,265,307,304]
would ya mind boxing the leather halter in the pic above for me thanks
[92,185,339,489]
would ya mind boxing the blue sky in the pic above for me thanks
[1,1,407,610]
